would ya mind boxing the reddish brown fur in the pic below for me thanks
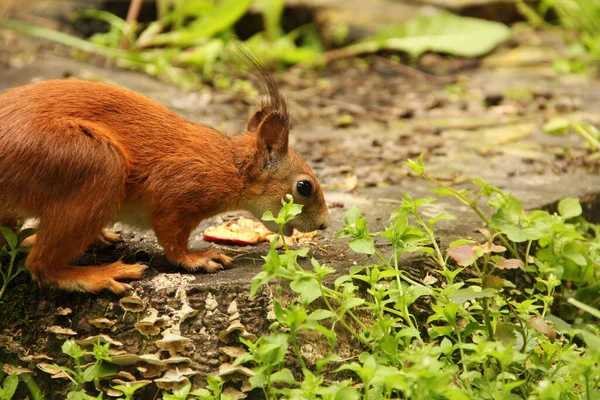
[0,76,329,293]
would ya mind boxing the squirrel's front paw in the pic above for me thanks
[175,249,233,273]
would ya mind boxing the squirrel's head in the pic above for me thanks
[241,109,329,235]
[237,53,329,235]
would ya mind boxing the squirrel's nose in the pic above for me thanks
[318,222,329,230]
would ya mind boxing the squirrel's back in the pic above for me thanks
[0,79,188,140]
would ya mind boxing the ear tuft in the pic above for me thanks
[247,109,265,132]
[256,112,289,165]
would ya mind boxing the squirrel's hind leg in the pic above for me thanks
[26,206,145,293]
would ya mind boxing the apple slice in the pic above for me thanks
[203,217,318,247]
[203,225,261,245]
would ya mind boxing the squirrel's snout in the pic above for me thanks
[318,222,329,231]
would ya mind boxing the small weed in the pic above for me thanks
[239,157,600,399]
[0,362,44,400]
[110,380,149,400]
[0,373,17,400]
[163,377,223,400]
[41,339,118,399]
[0,226,34,300]
[543,118,600,152]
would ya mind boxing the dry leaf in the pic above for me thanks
[528,316,556,341]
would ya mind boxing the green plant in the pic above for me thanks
[110,380,149,400]
[0,363,44,400]
[543,118,600,152]
[516,0,600,68]
[43,340,119,399]
[0,4,515,88]
[321,11,511,63]
[0,373,17,400]
[163,377,223,400]
[238,157,600,399]
[262,194,303,250]
[0,0,321,87]
[0,226,34,300]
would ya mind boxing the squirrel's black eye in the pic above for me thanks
[297,180,312,198]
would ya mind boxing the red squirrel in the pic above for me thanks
[0,61,329,293]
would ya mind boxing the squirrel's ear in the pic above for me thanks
[256,112,289,165]
[247,109,265,132]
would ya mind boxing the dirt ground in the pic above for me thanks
[1,9,600,398]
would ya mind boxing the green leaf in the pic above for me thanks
[448,287,497,304]
[270,368,297,384]
[342,297,365,311]
[61,340,85,360]
[256,0,285,41]
[311,323,337,349]
[205,375,223,396]
[499,225,528,242]
[473,179,502,196]
[342,207,362,229]
[249,373,268,390]
[342,12,510,60]
[444,388,471,400]
[428,213,456,226]
[307,309,333,321]
[92,341,112,362]
[290,276,321,305]
[66,391,101,400]
[562,242,587,266]
[483,275,508,289]
[250,271,272,297]
[231,353,254,367]
[432,187,469,198]
[165,382,191,400]
[491,194,523,225]
[255,332,289,366]
[578,329,600,350]
[558,197,582,219]
[545,314,572,332]
[332,386,361,400]
[543,118,572,135]
[0,227,17,251]
[261,210,275,222]
[349,237,375,254]
[315,354,342,373]
[189,388,212,397]
[82,362,118,382]
[2,375,18,399]
[567,298,600,319]
[144,0,253,46]
[405,155,425,175]
[82,364,100,383]
[111,380,151,397]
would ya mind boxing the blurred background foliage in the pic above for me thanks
[0,0,598,88]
